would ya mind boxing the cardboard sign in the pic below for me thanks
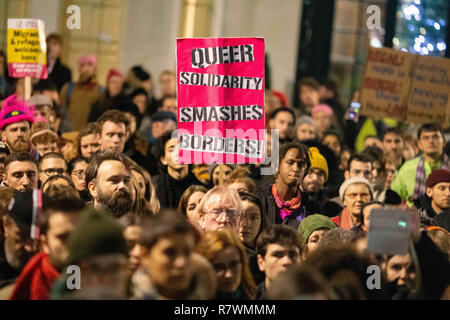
[7,18,47,79]
[367,208,411,255]
[359,47,414,121]
[407,55,450,127]
[360,47,450,125]
[176,38,265,164]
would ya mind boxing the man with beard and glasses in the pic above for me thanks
[85,149,133,218]
[0,94,36,157]
[0,190,42,298]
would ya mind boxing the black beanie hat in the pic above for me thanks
[113,101,142,129]
[132,66,151,81]
[66,207,128,266]
[8,189,48,240]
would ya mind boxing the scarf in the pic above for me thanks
[10,252,60,300]
[335,207,361,231]
[271,184,302,220]
[412,154,450,201]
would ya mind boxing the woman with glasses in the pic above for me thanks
[331,177,373,231]
[196,229,256,300]
[68,156,90,202]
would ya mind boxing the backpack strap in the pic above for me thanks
[66,82,75,107]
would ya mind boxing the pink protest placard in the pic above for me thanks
[177,37,265,164]
[7,19,48,79]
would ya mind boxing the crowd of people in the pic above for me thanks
[0,33,448,300]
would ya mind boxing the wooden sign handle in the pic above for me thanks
[24,77,32,100]
[219,164,224,185]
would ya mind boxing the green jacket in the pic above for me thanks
[391,156,441,207]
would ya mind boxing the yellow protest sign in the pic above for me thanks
[7,18,47,79]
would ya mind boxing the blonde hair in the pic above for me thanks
[195,229,256,299]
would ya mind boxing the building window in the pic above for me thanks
[328,0,388,106]
[60,0,124,85]
[0,0,28,49]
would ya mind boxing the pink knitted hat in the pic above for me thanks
[0,94,34,130]
[311,104,334,117]
[77,55,97,68]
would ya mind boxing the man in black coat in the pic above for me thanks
[152,131,202,209]
[47,34,72,92]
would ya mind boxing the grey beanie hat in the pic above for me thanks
[296,115,315,127]
[339,177,374,203]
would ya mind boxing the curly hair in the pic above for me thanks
[154,130,176,171]
[97,109,129,133]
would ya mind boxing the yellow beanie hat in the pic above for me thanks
[308,147,329,181]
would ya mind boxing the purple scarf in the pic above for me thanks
[412,153,450,201]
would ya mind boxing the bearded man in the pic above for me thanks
[85,150,133,218]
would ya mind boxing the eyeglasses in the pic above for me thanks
[207,208,239,220]
[40,168,67,176]
[72,169,85,178]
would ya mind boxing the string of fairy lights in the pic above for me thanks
[393,0,447,57]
